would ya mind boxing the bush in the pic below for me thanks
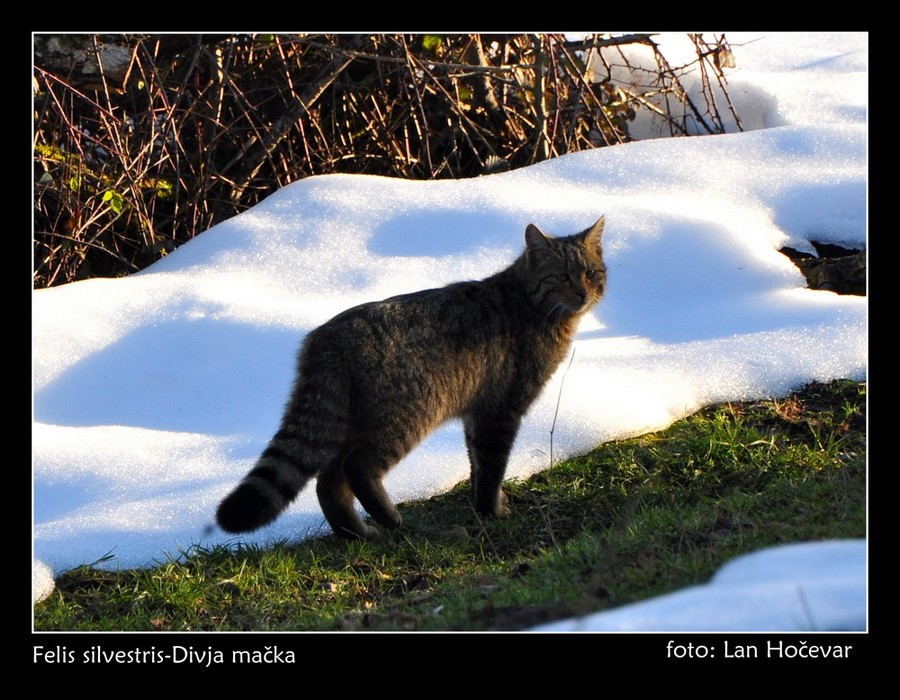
[33,33,739,288]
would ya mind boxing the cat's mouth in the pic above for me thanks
[569,291,598,314]
[548,297,591,321]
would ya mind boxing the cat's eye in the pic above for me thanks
[554,273,568,282]
[585,269,597,280]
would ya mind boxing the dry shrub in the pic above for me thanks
[33,33,740,288]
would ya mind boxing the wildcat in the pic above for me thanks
[216,217,606,539]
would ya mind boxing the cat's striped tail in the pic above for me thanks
[216,358,349,533]
[215,440,315,533]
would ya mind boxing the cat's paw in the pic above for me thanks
[333,522,382,540]
[372,510,402,529]
[474,488,510,519]
[362,524,382,539]
[494,490,511,519]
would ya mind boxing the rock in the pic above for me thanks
[780,243,865,296]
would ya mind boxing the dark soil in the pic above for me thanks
[781,242,865,296]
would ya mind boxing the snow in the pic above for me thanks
[32,32,867,632]
[532,539,866,632]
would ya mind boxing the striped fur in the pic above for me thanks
[216,217,606,539]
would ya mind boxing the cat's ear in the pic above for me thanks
[584,216,605,253]
[525,223,550,251]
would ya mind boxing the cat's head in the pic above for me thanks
[522,217,606,319]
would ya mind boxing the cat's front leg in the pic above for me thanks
[464,412,520,519]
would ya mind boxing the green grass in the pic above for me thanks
[33,379,865,631]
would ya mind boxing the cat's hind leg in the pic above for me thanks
[343,444,403,530]
[315,443,403,538]
[315,461,380,539]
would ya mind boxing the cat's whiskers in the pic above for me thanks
[543,300,571,330]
